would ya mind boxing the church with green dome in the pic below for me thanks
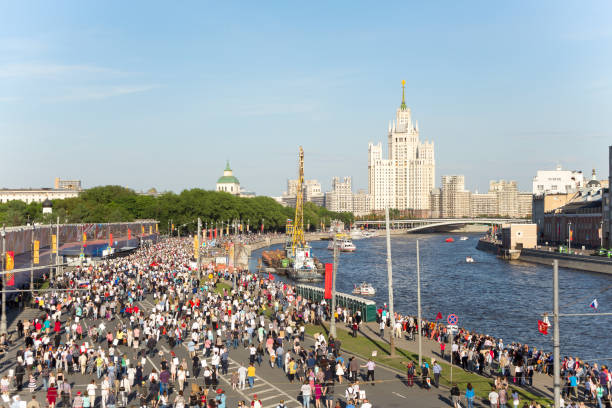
[216,161,241,195]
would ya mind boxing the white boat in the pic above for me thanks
[352,282,376,296]
[350,228,365,240]
[465,256,474,263]
[327,238,356,252]
[362,230,377,238]
[460,236,469,241]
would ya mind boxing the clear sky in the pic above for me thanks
[1,1,610,196]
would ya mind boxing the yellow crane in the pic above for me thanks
[290,146,306,256]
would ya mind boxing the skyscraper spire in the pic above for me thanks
[400,79,407,110]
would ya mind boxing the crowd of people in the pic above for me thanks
[0,234,609,408]
[0,238,379,408]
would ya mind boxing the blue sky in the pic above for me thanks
[1,1,610,195]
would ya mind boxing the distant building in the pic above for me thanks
[216,161,241,195]
[532,193,575,240]
[0,178,82,204]
[352,189,371,217]
[281,179,324,207]
[471,192,497,217]
[325,177,353,213]
[54,177,81,191]
[532,165,584,195]
[368,81,435,216]
[440,175,471,218]
[430,177,531,218]
[541,171,604,248]
[607,146,612,247]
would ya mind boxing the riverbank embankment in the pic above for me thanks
[476,239,612,274]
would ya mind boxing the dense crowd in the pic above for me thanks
[0,238,376,408]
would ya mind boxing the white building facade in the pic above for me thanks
[368,81,435,215]
[325,177,354,213]
[532,165,584,195]
[0,189,80,204]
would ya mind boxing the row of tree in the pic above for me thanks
[0,186,355,233]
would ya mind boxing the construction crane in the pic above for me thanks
[291,146,306,256]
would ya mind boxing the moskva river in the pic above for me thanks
[252,234,612,364]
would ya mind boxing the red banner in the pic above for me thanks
[109,233,113,247]
[435,312,443,320]
[128,229,131,240]
[324,263,333,299]
[214,228,217,239]
[261,222,264,232]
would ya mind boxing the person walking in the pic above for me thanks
[300,380,312,408]
[450,384,461,408]
[247,363,256,389]
[433,361,442,388]
[360,359,375,385]
[465,383,475,408]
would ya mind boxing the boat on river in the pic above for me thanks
[465,256,475,263]
[445,238,454,243]
[327,237,357,252]
[352,282,376,296]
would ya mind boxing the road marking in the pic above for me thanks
[392,391,407,399]
[147,356,160,371]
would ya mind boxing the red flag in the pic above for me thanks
[324,263,333,299]
[109,233,113,247]
[261,222,264,232]
[128,229,131,240]
[569,229,573,242]
[268,273,274,281]
[435,312,443,320]
[214,228,217,239]
[538,320,549,335]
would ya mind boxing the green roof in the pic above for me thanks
[217,175,239,184]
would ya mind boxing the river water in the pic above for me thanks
[251,234,612,363]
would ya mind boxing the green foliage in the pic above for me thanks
[0,186,354,233]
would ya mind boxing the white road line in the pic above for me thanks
[392,391,407,399]
[147,356,160,371]
[260,394,283,401]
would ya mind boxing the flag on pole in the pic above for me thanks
[537,320,549,335]
[128,229,131,240]
[435,312,443,320]
[589,299,598,310]
[569,228,573,242]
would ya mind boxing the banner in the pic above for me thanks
[5,251,14,271]
[141,225,145,234]
[109,233,113,247]
[128,229,131,240]
[228,243,234,267]
[569,228,573,242]
[82,232,87,244]
[155,224,158,233]
[194,236,199,255]
[149,225,153,234]
[214,228,217,239]
[33,240,40,264]
[261,221,264,232]
[5,251,14,286]
[324,263,333,299]
[52,234,57,254]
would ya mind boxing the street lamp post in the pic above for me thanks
[568,221,572,252]
[601,221,604,248]
[1,225,6,334]
[30,226,34,292]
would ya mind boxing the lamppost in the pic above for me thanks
[568,221,572,252]
[1,225,6,334]
[601,220,604,248]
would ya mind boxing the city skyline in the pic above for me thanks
[1,2,610,195]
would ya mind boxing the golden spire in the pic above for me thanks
[400,80,407,110]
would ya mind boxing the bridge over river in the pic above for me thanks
[353,217,529,232]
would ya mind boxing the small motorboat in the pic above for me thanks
[352,282,376,295]
[445,238,454,243]
[459,236,469,241]
[327,237,357,252]
[465,256,475,263]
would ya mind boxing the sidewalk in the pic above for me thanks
[361,320,554,399]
